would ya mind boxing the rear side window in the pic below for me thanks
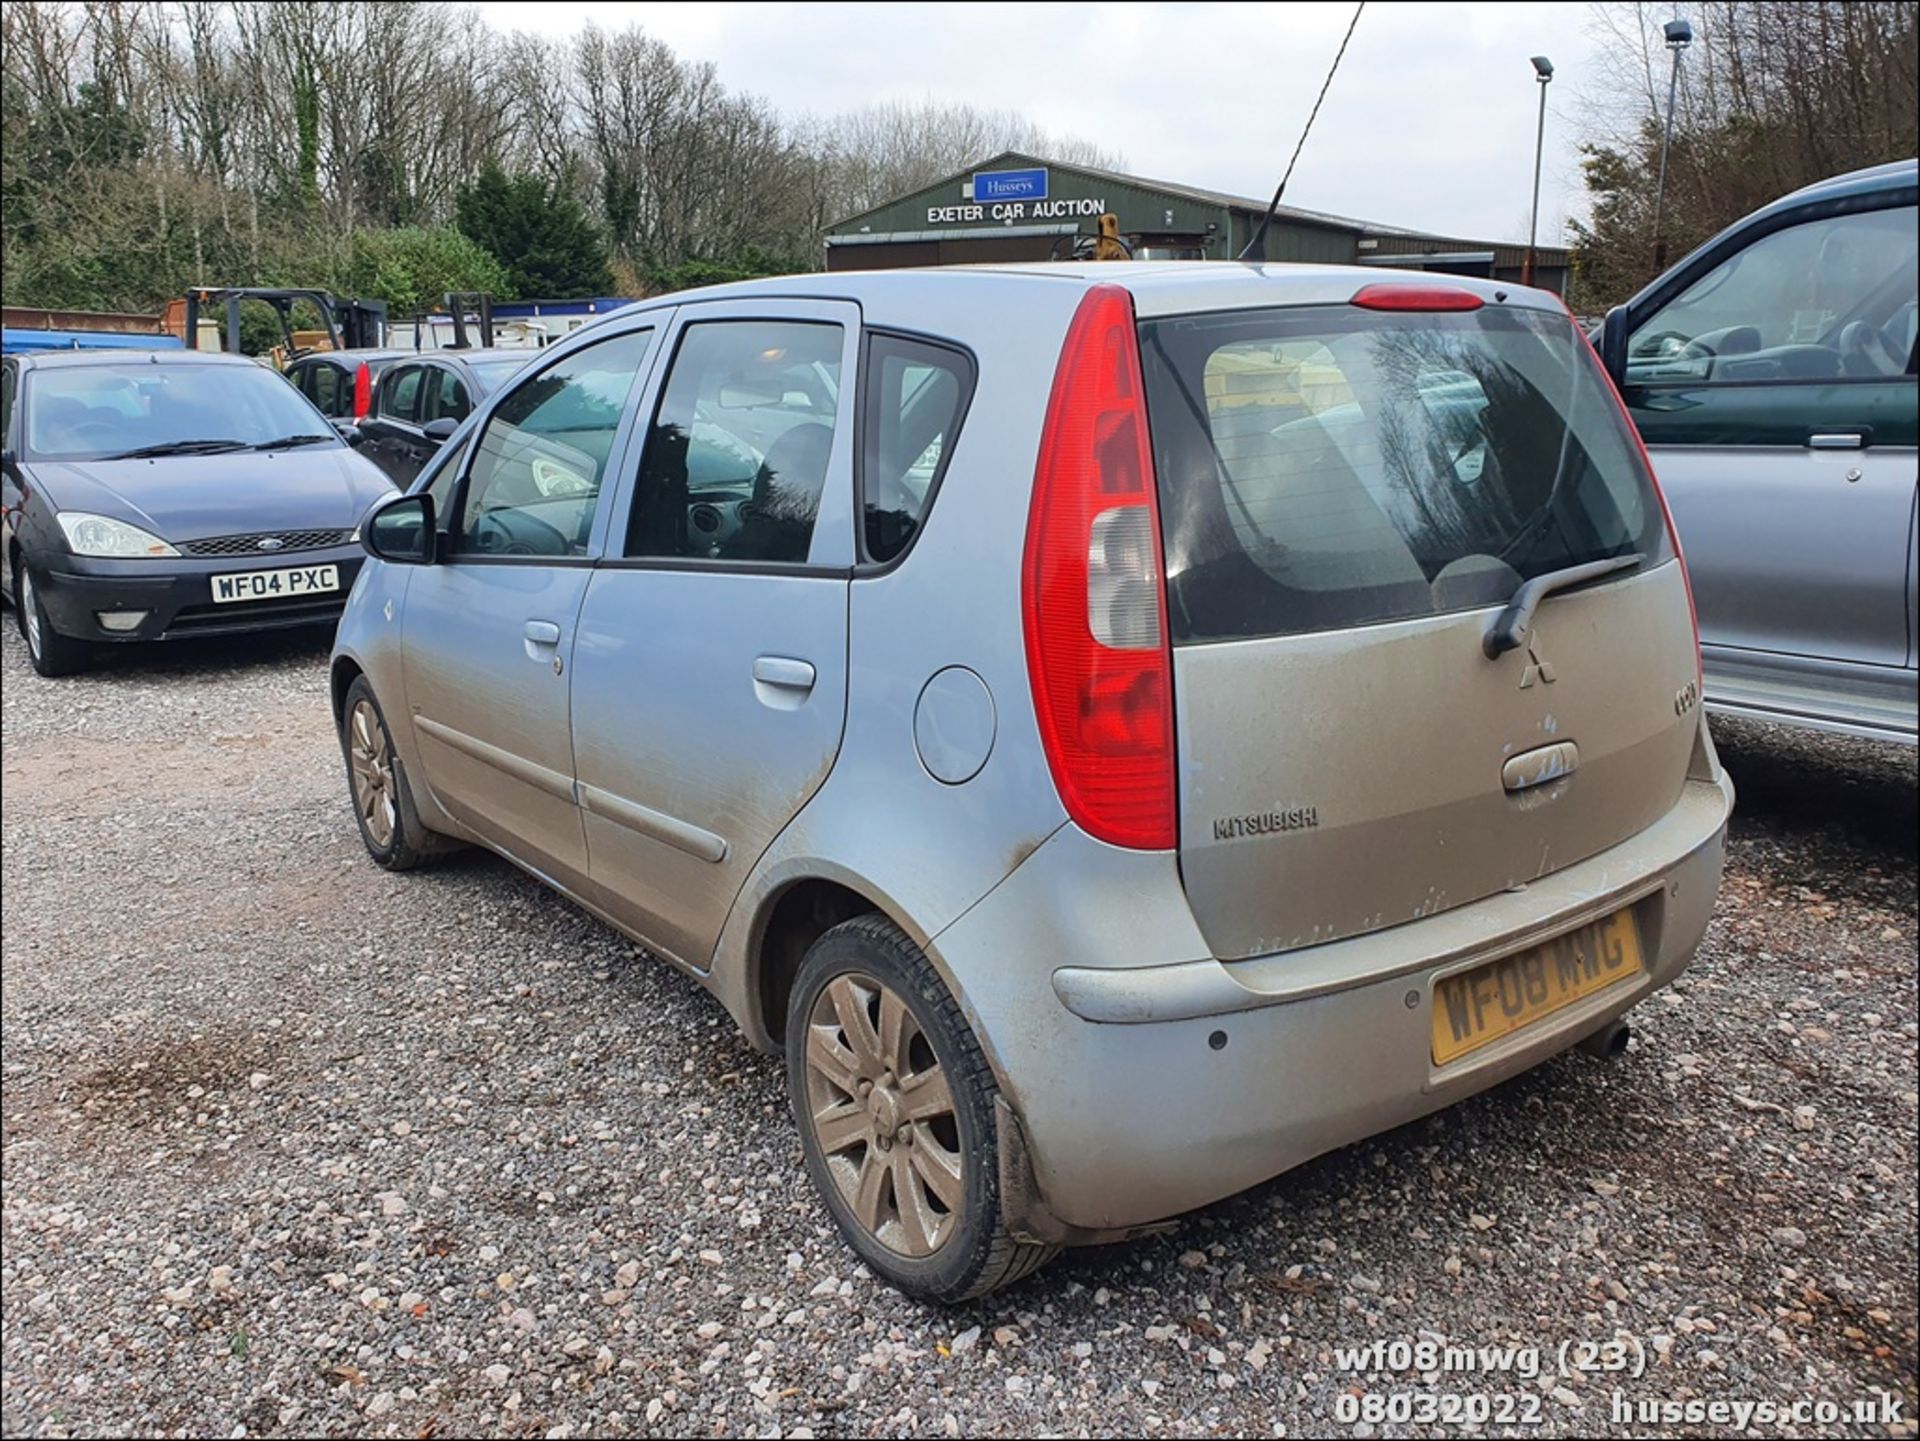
[860,333,972,564]
[1139,304,1671,644]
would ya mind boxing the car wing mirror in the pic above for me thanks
[1598,305,1631,389]
[361,492,437,565]
[422,417,460,442]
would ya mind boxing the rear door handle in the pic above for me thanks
[524,619,562,646]
[752,656,816,690]
[1808,431,1866,450]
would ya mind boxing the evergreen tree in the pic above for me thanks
[455,165,615,299]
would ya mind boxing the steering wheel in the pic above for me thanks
[472,508,570,557]
[68,420,119,441]
[1633,329,1710,359]
[1839,320,1903,377]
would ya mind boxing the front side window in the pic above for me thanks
[860,334,972,563]
[626,321,843,564]
[23,362,337,460]
[452,328,654,558]
[425,368,469,424]
[308,364,342,416]
[381,366,423,423]
[1141,304,1671,644]
[468,358,532,393]
[1627,205,1918,385]
[424,433,472,515]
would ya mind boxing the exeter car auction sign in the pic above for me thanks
[926,167,1108,225]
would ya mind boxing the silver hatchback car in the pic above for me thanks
[333,263,1733,1301]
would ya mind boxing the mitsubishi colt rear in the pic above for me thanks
[334,262,1732,1304]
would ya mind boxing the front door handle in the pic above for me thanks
[1808,430,1866,450]
[752,656,816,691]
[524,619,562,646]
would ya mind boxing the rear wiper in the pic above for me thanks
[1483,554,1644,658]
[108,438,249,459]
[251,433,335,451]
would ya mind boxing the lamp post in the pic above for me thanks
[1524,54,1553,289]
[1651,17,1693,271]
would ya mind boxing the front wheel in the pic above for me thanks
[15,563,91,677]
[339,675,459,870]
[786,915,1057,1303]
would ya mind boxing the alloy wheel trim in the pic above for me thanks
[802,970,965,1259]
[20,566,42,660]
[347,699,397,848]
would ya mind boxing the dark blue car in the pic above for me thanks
[1,349,396,676]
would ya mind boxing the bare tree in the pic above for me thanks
[1572,1,1917,306]
[800,99,1126,221]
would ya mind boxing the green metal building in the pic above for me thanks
[824,150,1570,293]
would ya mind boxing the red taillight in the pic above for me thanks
[352,363,372,420]
[1021,284,1176,850]
[1350,283,1485,312]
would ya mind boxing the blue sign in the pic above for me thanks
[974,167,1048,203]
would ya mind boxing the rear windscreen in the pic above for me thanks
[1138,304,1672,644]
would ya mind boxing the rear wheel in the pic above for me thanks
[786,915,1057,1303]
[340,675,458,870]
[15,563,90,677]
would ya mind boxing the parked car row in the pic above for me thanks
[1,162,1911,1304]
[0,343,533,675]
[286,346,533,485]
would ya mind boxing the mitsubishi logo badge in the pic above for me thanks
[1520,631,1558,689]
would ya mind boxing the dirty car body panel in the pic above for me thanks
[334,261,1731,1273]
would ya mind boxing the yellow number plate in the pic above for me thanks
[1431,910,1644,1066]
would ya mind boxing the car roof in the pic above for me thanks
[435,347,540,366]
[1777,157,1917,207]
[12,347,269,371]
[295,348,413,367]
[328,346,537,368]
[606,260,1559,323]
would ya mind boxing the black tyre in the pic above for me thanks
[14,562,91,677]
[786,914,1057,1303]
[339,675,460,870]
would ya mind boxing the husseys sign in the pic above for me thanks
[926,167,1106,224]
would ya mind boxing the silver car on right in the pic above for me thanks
[1597,158,1919,745]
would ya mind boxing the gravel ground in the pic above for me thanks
[2,621,1915,1440]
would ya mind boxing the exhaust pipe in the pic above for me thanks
[1578,1019,1632,1059]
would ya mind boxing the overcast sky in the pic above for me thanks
[476,1,1613,244]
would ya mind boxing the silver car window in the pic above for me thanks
[625,320,843,566]
[1627,205,1918,384]
[451,328,654,560]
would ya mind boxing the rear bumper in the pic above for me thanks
[32,545,363,643]
[931,767,1733,1237]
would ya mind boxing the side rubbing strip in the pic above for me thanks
[579,783,729,864]
[414,715,576,804]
